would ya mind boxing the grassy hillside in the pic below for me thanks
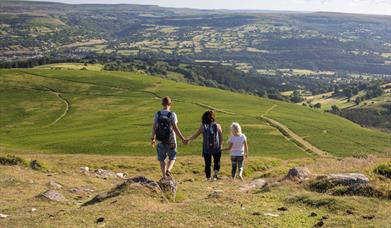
[1,153,390,227]
[0,69,389,158]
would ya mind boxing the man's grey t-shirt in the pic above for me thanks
[153,109,178,144]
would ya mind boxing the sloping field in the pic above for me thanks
[0,69,389,158]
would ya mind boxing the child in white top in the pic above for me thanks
[222,122,249,181]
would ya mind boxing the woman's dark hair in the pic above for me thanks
[202,110,215,124]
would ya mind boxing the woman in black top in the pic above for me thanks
[187,111,223,180]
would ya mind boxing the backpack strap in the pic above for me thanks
[166,112,172,119]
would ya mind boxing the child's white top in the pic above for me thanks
[229,134,247,156]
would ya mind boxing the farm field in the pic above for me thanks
[0,68,390,158]
[34,63,104,71]
[256,69,335,77]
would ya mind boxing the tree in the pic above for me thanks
[355,97,362,105]
[314,103,321,109]
[331,105,339,112]
[290,90,303,103]
[343,88,353,98]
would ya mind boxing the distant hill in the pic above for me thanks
[1,1,390,76]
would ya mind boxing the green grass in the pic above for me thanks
[0,69,390,158]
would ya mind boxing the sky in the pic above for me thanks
[31,0,391,15]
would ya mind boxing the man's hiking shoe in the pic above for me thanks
[166,170,173,178]
[213,174,220,181]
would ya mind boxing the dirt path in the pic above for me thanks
[261,112,333,158]
[45,87,70,127]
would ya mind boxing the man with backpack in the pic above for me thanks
[151,96,187,179]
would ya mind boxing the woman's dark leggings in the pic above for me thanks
[203,153,221,178]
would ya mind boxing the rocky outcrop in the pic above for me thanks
[308,173,388,199]
[83,176,164,206]
[326,173,369,185]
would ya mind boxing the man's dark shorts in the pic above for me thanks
[157,143,177,161]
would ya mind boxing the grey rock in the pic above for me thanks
[48,181,62,189]
[327,173,369,185]
[40,190,67,202]
[69,187,95,194]
[239,178,267,192]
[208,189,224,199]
[94,169,116,179]
[158,177,177,198]
[83,176,163,206]
[286,167,312,180]
[30,160,44,171]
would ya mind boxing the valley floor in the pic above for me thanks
[1,154,390,227]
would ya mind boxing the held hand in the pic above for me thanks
[151,139,156,148]
[182,139,189,145]
[245,153,248,159]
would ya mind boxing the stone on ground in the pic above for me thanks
[286,167,312,180]
[158,176,177,198]
[39,190,67,202]
[30,160,46,171]
[208,189,224,199]
[94,169,116,179]
[48,180,63,189]
[239,178,267,192]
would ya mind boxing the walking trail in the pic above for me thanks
[45,87,70,127]
[260,105,333,158]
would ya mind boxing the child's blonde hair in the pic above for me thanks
[230,122,242,136]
